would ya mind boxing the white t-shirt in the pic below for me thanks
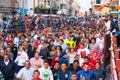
[69,53,76,64]
[14,37,19,47]
[38,67,53,80]
[33,34,38,40]
[17,67,34,80]
[15,51,29,66]
[77,48,90,66]
[96,37,104,50]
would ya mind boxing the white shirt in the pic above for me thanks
[96,37,104,50]
[14,37,19,47]
[33,34,38,40]
[38,67,53,80]
[15,51,29,66]
[105,20,111,34]
[4,60,9,65]
[16,67,34,80]
[77,48,90,66]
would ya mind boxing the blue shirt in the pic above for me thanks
[77,70,94,80]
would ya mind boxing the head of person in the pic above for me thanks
[25,60,31,69]
[43,42,47,49]
[83,63,89,72]
[6,47,11,53]
[34,52,40,59]
[73,60,79,68]
[67,44,70,49]
[56,45,62,52]
[3,54,9,62]
[84,56,89,63]
[61,62,68,72]
[59,39,64,45]
[70,48,74,53]
[54,62,60,70]
[0,49,5,57]
[56,50,61,57]
[93,52,98,58]
[51,45,56,51]
[91,38,96,44]
[93,45,99,51]
[71,72,78,80]
[80,43,85,49]
[33,70,40,79]
[95,61,101,70]
[44,60,49,69]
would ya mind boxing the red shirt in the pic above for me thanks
[81,62,95,70]
[90,57,100,65]
[32,78,42,80]
[51,56,59,67]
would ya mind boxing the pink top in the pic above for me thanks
[30,58,44,70]
[90,50,102,58]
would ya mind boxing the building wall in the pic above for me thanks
[0,0,12,7]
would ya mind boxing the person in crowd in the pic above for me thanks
[77,43,90,66]
[90,45,103,58]
[15,46,29,72]
[71,72,78,80]
[77,63,94,80]
[33,70,42,80]
[93,62,106,80]
[52,62,61,80]
[16,60,35,80]
[28,42,37,59]
[59,39,67,52]
[6,47,14,60]
[65,37,76,48]
[58,52,68,65]
[47,40,54,51]
[53,36,60,46]
[90,52,100,65]
[57,62,71,80]
[30,52,44,70]
[69,60,81,73]
[0,49,5,62]
[48,45,56,64]
[68,48,77,66]
[39,42,49,60]
[89,37,98,50]
[96,33,104,50]
[56,45,63,53]
[38,60,53,80]
[8,40,18,60]
[66,44,71,53]
[0,54,17,80]
[51,50,61,67]
[81,56,94,70]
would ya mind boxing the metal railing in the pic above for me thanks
[110,33,118,80]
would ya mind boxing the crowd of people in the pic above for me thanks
[0,13,119,80]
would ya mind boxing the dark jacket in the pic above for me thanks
[68,66,81,73]
[0,60,17,79]
[27,46,37,59]
[40,47,49,59]
[57,70,71,80]
[52,69,60,80]
[93,68,106,80]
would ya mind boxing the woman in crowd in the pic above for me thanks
[15,46,29,72]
